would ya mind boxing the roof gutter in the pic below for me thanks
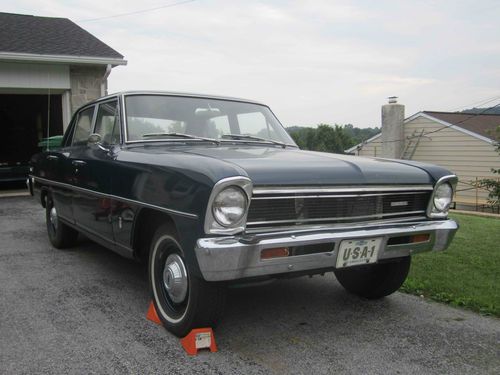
[0,51,127,66]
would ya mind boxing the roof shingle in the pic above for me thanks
[423,111,500,140]
[0,12,123,59]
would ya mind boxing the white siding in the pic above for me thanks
[356,136,381,157]
[0,62,70,89]
[355,115,500,205]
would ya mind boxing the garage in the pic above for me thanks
[0,93,63,181]
[0,12,126,184]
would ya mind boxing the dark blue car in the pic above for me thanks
[29,91,458,337]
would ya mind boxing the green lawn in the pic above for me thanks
[401,213,500,317]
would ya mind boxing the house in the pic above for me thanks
[346,99,500,210]
[0,12,126,181]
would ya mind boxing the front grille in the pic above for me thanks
[246,186,432,229]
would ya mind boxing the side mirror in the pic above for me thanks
[87,133,102,145]
[87,133,110,152]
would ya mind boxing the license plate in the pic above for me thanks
[336,238,383,268]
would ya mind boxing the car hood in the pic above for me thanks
[171,145,438,186]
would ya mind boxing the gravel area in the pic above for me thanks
[1,196,499,374]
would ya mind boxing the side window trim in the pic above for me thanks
[70,105,97,147]
[117,96,123,144]
[89,105,98,136]
[121,94,129,143]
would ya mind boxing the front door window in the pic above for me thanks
[72,107,95,146]
[94,100,120,145]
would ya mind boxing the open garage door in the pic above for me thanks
[0,94,63,182]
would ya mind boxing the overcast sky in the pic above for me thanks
[6,0,500,128]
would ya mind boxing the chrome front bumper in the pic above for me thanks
[195,219,458,281]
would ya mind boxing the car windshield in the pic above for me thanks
[124,94,296,146]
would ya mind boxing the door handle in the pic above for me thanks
[46,155,59,160]
[72,160,87,166]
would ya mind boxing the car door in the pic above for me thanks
[39,115,78,223]
[69,100,119,242]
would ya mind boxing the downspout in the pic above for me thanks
[100,64,112,97]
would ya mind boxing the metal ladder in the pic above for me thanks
[402,129,425,160]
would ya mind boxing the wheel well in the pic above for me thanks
[132,208,176,262]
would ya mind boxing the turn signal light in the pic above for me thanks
[411,234,430,243]
[261,247,290,260]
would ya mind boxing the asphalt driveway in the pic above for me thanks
[1,196,499,374]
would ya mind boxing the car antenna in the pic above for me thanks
[46,87,51,151]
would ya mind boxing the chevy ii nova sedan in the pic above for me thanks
[29,91,458,337]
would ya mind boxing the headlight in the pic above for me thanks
[433,183,453,212]
[205,176,252,235]
[212,186,248,227]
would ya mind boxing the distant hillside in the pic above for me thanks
[460,106,500,115]
[342,124,381,145]
[286,124,380,154]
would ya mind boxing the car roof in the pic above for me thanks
[94,90,266,106]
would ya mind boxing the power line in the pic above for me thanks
[450,94,500,112]
[79,0,197,22]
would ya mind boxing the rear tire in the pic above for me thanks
[334,256,411,299]
[148,223,226,337]
[46,193,78,249]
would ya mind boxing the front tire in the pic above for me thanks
[46,193,78,249]
[148,223,226,337]
[334,256,411,299]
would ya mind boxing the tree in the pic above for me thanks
[342,124,380,145]
[474,126,500,210]
[287,124,379,154]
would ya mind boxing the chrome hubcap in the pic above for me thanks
[50,206,58,230]
[163,254,188,304]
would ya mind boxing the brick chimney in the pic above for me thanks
[381,96,404,159]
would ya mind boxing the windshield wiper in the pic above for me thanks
[221,134,287,148]
[142,132,220,145]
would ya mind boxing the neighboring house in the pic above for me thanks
[0,12,126,181]
[346,104,500,210]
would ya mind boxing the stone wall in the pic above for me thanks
[69,65,106,114]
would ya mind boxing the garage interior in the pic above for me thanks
[0,92,63,182]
